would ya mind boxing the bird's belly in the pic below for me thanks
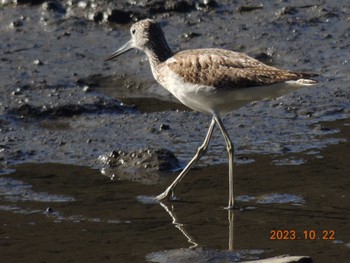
[161,76,218,114]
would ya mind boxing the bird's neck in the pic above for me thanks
[145,38,173,67]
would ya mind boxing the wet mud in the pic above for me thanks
[0,0,349,262]
[1,0,349,170]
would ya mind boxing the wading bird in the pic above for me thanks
[106,19,317,209]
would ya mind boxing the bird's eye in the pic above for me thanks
[131,29,136,35]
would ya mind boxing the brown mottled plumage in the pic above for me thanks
[165,48,315,88]
[106,19,318,209]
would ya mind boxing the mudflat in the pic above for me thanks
[0,1,349,262]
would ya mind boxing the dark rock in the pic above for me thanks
[254,52,273,64]
[82,86,91,93]
[44,207,54,214]
[33,59,44,65]
[150,0,195,14]
[196,1,218,11]
[107,9,132,24]
[77,74,102,87]
[14,104,40,117]
[92,11,104,23]
[10,20,24,28]
[182,32,202,39]
[159,124,170,130]
[237,5,263,13]
[11,88,23,95]
[42,1,66,14]
[201,0,218,8]
[276,6,298,17]
[102,148,180,172]
[16,0,46,5]
[320,7,340,19]
[16,80,49,91]
[165,0,195,13]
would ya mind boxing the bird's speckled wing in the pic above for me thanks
[165,48,315,89]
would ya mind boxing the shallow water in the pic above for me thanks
[0,118,349,262]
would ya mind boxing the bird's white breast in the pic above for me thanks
[160,66,219,114]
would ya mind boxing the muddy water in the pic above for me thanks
[0,118,349,262]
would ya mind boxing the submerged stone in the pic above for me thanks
[101,148,180,172]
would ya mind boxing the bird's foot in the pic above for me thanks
[156,190,172,201]
[155,192,168,201]
[156,189,177,202]
[224,203,241,210]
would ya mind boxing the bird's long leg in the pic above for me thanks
[156,117,216,201]
[214,116,235,209]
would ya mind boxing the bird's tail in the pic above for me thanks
[294,78,318,85]
[290,72,319,86]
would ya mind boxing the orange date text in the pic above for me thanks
[270,229,335,240]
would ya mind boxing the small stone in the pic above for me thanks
[107,9,132,24]
[44,207,54,214]
[17,0,46,5]
[159,124,170,130]
[196,0,218,10]
[182,32,202,39]
[42,1,66,13]
[276,6,298,17]
[11,88,22,95]
[203,0,218,7]
[82,85,91,92]
[33,59,44,65]
[77,1,87,9]
[10,20,23,28]
[92,11,104,23]
[237,5,263,13]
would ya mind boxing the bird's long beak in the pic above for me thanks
[105,40,133,61]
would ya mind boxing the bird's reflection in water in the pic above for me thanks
[150,203,310,263]
[228,209,234,251]
[159,202,199,249]
[159,202,235,251]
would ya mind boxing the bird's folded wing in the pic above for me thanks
[166,49,316,89]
